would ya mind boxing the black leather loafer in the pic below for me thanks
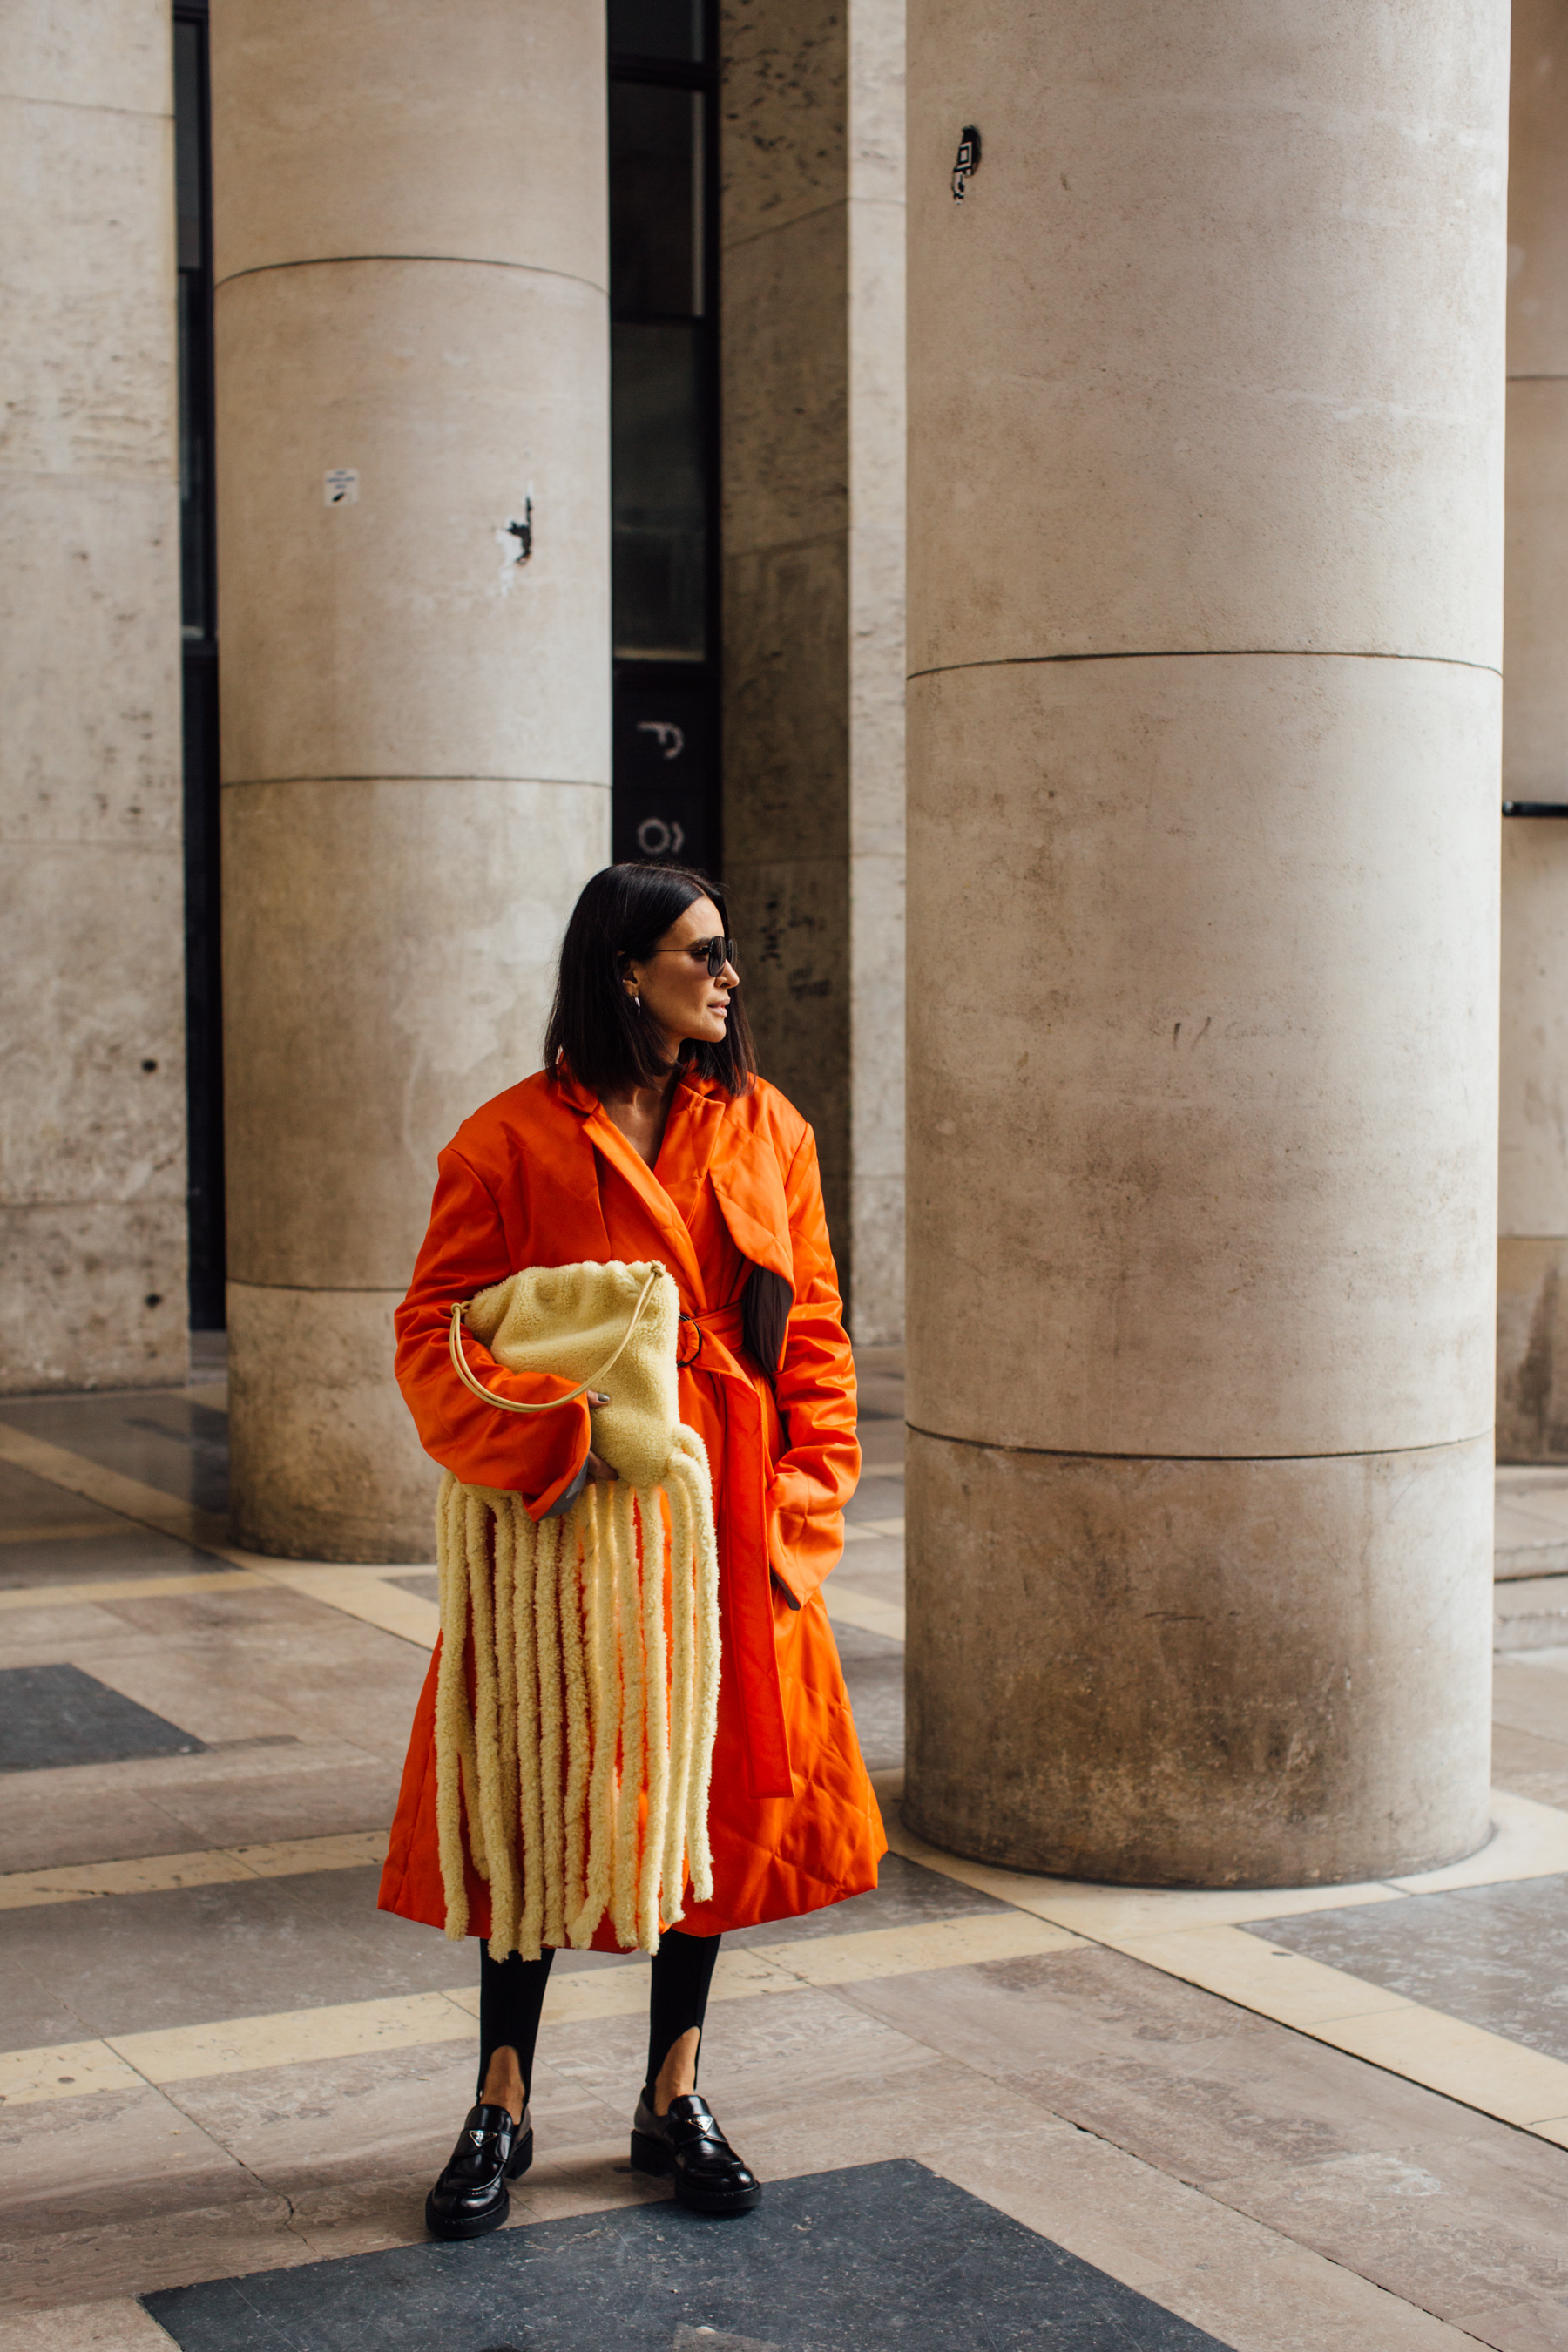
[630,2092,761,2215]
[424,2100,532,2240]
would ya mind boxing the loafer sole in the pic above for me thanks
[424,2186,510,2240]
[424,2126,533,2240]
[630,2130,761,2216]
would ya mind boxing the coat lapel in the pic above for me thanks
[707,1113,795,1291]
[583,1097,708,1306]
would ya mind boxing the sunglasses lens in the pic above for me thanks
[708,938,735,977]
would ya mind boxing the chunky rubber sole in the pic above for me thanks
[630,2130,762,2215]
[424,2126,533,2240]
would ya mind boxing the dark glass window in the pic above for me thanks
[607,0,703,63]
[174,2,225,1329]
[609,1,720,873]
[612,322,706,661]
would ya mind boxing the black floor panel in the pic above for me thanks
[0,1663,207,1773]
[143,2159,1231,2351]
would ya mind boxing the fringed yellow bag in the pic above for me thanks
[434,1260,721,1962]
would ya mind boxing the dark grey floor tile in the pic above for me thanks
[0,1663,207,1774]
[857,1421,905,1473]
[0,1865,488,2042]
[844,1489,904,1528]
[0,1391,229,1514]
[384,1571,439,1602]
[727,1852,1015,1950]
[835,1621,903,1774]
[1244,1875,1568,2065]
[143,2158,1231,2350]
[0,1456,130,1535]
[0,1525,234,1591]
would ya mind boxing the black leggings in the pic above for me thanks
[477,1929,722,2107]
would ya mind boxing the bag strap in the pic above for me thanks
[447,1265,663,1416]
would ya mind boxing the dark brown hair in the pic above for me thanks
[542,862,757,1098]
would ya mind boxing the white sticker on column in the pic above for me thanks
[324,469,359,506]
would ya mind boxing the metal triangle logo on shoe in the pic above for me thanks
[468,2127,488,2146]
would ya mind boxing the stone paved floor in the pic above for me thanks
[2,1353,1568,2349]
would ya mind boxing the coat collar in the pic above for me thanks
[579,1080,708,1306]
[547,1062,793,1297]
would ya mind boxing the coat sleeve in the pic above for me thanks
[393,1144,591,1517]
[766,1122,862,1608]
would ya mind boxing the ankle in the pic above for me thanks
[478,2054,525,2124]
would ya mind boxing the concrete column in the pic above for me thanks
[1499,0,1568,1460]
[906,1,1506,1884]
[213,2,611,1560]
[0,0,186,1391]
[720,0,906,1342]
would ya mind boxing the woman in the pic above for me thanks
[380,862,885,2238]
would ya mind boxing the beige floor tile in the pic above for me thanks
[1388,1788,1568,1890]
[841,1949,1568,2340]
[1205,2129,1568,2345]
[1492,1722,1568,1811]
[1108,1923,1416,2029]
[1327,2003,1568,2130]
[822,1583,906,1640]
[1496,1660,1568,1745]
[921,2083,1487,2352]
[0,1747,397,1876]
[0,2193,303,2312]
[0,2040,146,2107]
[0,2081,250,2230]
[111,1989,476,2085]
[884,1807,1403,1934]
[0,2299,179,2350]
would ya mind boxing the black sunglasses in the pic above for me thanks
[645,936,738,978]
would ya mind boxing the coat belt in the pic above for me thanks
[677,1296,794,1801]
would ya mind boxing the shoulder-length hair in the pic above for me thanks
[543,862,758,1098]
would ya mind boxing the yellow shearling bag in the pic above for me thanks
[434,1260,720,1962]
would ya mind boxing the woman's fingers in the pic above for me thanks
[585,1449,618,1482]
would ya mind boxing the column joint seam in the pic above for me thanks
[902,1420,1494,1465]
[907,650,1502,682]
[213,254,607,296]
[220,774,611,790]
[722,196,851,254]
[2,92,171,123]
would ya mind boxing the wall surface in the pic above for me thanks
[1499,0,1568,1460]
[905,0,1506,1885]
[213,0,611,1558]
[0,0,186,1392]
[720,0,906,1342]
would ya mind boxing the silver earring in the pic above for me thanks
[631,992,642,1015]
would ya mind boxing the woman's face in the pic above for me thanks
[625,895,739,1050]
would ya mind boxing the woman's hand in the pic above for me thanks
[585,1394,617,1481]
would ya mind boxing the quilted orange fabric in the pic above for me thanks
[377,1060,886,1944]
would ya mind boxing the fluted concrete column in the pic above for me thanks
[1499,0,1568,1460]
[213,3,611,1560]
[0,1,186,1390]
[906,2,1505,1884]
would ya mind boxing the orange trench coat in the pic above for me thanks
[378,1061,886,1945]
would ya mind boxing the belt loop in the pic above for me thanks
[677,1314,704,1369]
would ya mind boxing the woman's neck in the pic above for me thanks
[601,1054,682,1169]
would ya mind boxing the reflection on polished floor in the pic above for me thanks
[3,1349,1568,2350]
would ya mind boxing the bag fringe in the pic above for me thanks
[432,1425,721,1958]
